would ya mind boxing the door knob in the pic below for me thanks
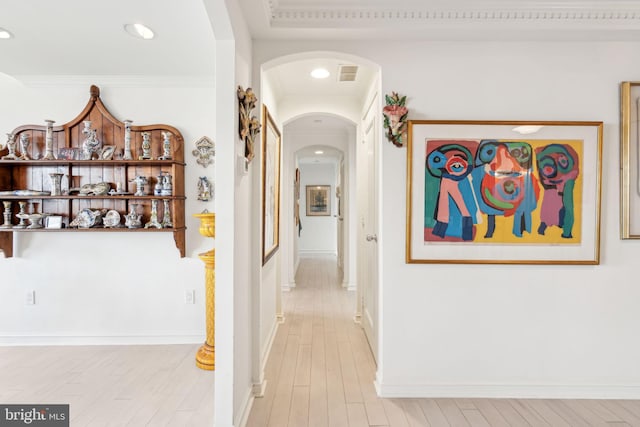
[366,234,377,242]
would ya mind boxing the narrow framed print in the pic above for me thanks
[620,82,640,239]
[406,120,603,264]
[261,104,281,265]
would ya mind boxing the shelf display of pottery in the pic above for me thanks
[0,85,186,258]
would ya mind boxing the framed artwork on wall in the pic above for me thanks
[620,82,640,239]
[306,185,331,216]
[261,104,281,265]
[406,120,603,265]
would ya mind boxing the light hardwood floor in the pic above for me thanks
[0,343,214,426]
[247,256,640,427]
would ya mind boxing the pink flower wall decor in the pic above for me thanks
[383,92,408,147]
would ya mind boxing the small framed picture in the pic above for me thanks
[45,215,63,229]
[57,147,78,160]
[306,185,331,216]
[101,145,116,160]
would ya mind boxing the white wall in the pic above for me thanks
[254,71,281,399]
[0,77,213,344]
[220,0,256,425]
[298,162,338,256]
[255,40,640,398]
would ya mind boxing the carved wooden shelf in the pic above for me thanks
[0,85,186,258]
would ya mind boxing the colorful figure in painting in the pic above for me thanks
[535,144,579,238]
[470,140,540,238]
[425,142,479,241]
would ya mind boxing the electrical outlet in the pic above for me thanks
[184,289,195,304]
[25,290,35,305]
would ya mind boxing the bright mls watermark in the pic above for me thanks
[1,405,68,426]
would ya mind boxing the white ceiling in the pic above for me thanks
[297,145,343,165]
[0,0,215,78]
[265,57,375,101]
[287,114,354,133]
[1,0,638,80]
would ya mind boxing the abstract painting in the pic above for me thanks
[407,120,602,264]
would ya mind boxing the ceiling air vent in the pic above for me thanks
[338,65,358,82]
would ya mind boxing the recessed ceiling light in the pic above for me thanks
[314,150,324,154]
[0,28,13,39]
[310,68,330,79]
[124,23,155,40]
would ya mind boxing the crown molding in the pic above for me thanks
[266,1,640,29]
[12,75,215,88]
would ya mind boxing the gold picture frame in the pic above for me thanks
[406,120,603,265]
[620,82,640,239]
[306,185,331,216]
[261,104,281,265]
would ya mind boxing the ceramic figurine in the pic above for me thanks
[26,212,46,229]
[161,199,173,228]
[49,173,64,196]
[124,204,142,228]
[123,119,133,160]
[197,176,212,201]
[158,131,172,160]
[81,120,101,160]
[192,136,215,167]
[19,134,30,160]
[161,172,172,196]
[139,132,152,160]
[42,119,56,160]
[144,199,162,229]
[130,176,148,196]
[14,201,28,229]
[154,174,163,196]
[2,133,19,160]
[0,201,13,228]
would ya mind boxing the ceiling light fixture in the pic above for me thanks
[124,23,155,40]
[0,28,13,39]
[310,68,330,79]
[314,150,324,154]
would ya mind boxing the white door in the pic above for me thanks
[360,95,379,363]
[337,159,345,273]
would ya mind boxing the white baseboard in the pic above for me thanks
[0,335,203,346]
[252,380,268,398]
[261,319,279,375]
[376,382,640,399]
[236,385,254,427]
[282,282,295,292]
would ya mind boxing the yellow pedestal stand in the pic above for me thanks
[194,212,215,370]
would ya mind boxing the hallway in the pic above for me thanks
[247,255,379,427]
[246,257,640,427]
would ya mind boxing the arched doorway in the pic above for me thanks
[252,51,382,395]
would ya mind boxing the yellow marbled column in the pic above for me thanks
[194,212,215,370]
